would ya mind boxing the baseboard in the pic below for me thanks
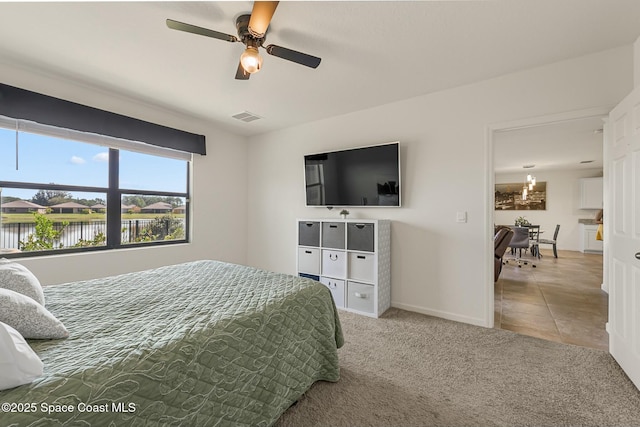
[391,302,488,328]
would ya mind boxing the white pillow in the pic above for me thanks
[0,261,45,306]
[0,288,68,339]
[0,321,44,390]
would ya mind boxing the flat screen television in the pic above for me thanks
[304,142,401,207]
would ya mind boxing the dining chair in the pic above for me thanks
[527,225,541,259]
[538,224,560,258]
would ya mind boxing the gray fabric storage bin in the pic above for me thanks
[347,223,375,252]
[298,221,320,247]
[322,222,345,249]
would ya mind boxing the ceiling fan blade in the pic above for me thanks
[235,61,250,80]
[166,19,238,43]
[248,1,279,38]
[265,44,321,69]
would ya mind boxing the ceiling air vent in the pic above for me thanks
[232,111,262,123]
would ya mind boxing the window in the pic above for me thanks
[0,120,190,256]
[305,164,325,205]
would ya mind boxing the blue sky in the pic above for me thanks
[0,128,187,201]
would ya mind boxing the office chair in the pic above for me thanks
[505,226,536,268]
[538,224,560,258]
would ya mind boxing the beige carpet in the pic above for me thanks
[276,308,640,427]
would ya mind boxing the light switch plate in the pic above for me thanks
[456,211,467,223]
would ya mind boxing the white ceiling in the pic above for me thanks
[0,1,638,171]
[493,116,606,174]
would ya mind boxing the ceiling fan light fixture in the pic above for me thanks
[240,46,263,74]
[166,2,321,79]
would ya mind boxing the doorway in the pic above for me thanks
[487,108,609,350]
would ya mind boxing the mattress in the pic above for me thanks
[0,260,343,426]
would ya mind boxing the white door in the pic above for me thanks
[606,85,640,390]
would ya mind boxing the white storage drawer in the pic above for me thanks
[347,281,375,313]
[320,277,345,307]
[322,249,347,278]
[298,248,320,275]
[348,252,375,283]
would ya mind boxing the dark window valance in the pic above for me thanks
[0,83,206,155]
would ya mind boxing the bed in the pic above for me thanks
[0,259,343,426]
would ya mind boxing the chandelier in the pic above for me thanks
[522,167,536,201]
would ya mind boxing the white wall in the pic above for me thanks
[246,46,633,327]
[0,61,249,285]
[494,169,602,251]
[635,35,640,88]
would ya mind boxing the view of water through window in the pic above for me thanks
[0,128,189,254]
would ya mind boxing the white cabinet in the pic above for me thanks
[579,177,603,209]
[580,224,603,253]
[296,219,391,318]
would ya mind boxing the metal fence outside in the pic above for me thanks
[0,219,181,250]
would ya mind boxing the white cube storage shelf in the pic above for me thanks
[297,219,391,318]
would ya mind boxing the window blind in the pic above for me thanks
[0,83,206,156]
[0,115,192,161]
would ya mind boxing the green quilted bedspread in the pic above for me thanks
[0,260,343,426]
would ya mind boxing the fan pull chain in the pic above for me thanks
[15,120,19,171]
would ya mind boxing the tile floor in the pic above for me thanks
[495,248,608,350]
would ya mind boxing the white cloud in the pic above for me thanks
[70,156,86,164]
[93,152,109,162]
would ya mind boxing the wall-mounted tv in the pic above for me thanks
[304,142,401,207]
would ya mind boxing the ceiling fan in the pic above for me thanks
[166,1,321,80]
